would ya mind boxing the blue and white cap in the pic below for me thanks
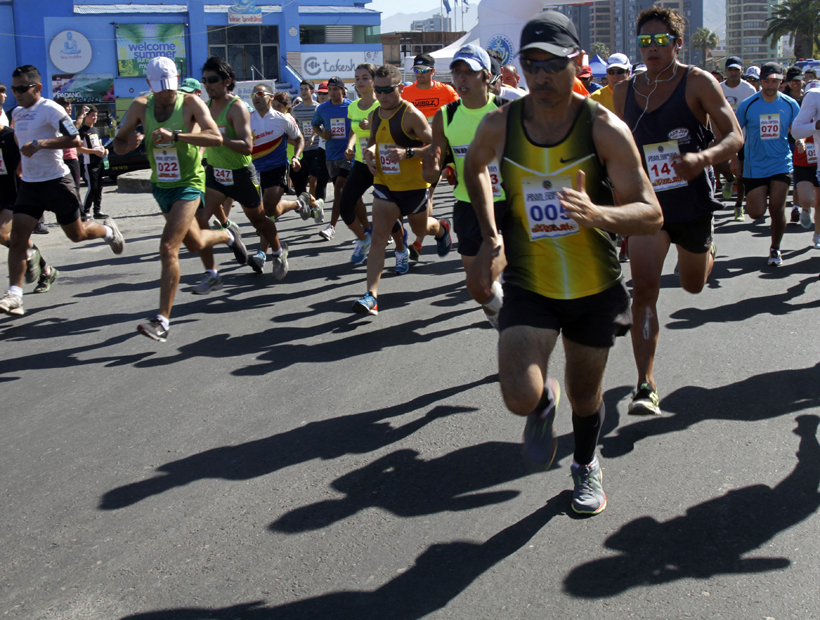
[450,45,491,72]
[146,56,179,93]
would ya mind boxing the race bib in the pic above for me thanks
[378,144,400,175]
[521,175,577,241]
[359,137,369,153]
[302,121,314,138]
[214,167,234,186]
[154,148,181,182]
[806,141,817,165]
[0,151,6,176]
[218,125,227,135]
[488,161,503,198]
[643,141,687,192]
[330,117,346,139]
[90,134,101,149]
[759,114,780,140]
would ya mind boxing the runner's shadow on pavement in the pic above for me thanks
[99,375,495,510]
[601,363,820,459]
[270,441,530,533]
[119,493,570,620]
[565,415,819,598]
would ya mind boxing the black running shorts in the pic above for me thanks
[258,165,290,191]
[372,184,429,217]
[14,174,82,225]
[453,199,507,257]
[661,211,713,255]
[205,164,262,209]
[744,173,791,194]
[794,165,819,188]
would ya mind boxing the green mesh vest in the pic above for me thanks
[205,96,252,170]
[145,92,205,191]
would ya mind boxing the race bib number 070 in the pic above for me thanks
[643,141,687,192]
[521,175,577,241]
[760,114,780,140]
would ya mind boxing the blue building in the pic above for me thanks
[0,0,382,119]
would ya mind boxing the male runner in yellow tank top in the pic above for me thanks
[466,13,662,515]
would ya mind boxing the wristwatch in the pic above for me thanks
[406,147,415,159]
[173,130,181,142]
[31,140,40,150]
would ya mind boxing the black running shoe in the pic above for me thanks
[227,222,248,265]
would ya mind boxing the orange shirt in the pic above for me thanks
[401,80,459,119]
[573,78,589,97]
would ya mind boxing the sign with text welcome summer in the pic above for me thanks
[116,23,187,77]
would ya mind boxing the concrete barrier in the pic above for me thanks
[117,169,152,193]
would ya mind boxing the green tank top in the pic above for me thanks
[348,98,380,163]
[206,96,252,170]
[442,95,506,203]
[145,92,205,191]
[500,97,621,300]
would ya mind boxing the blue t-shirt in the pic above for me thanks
[736,92,801,178]
[312,99,352,162]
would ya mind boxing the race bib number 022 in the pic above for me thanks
[643,141,687,192]
[154,149,181,182]
[521,175,577,241]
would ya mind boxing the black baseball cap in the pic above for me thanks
[786,66,804,82]
[760,62,784,80]
[413,53,435,69]
[519,12,580,58]
[326,76,345,89]
[725,56,743,70]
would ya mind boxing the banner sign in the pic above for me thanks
[49,30,92,74]
[228,0,263,24]
[116,23,186,77]
[52,74,115,103]
[302,51,384,80]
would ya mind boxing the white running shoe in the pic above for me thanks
[319,224,335,241]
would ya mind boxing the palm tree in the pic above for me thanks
[590,42,609,60]
[691,28,719,68]
[763,0,820,60]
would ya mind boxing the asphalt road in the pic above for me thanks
[1,181,819,619]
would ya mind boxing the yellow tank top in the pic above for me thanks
[372,101,429,191]
[499,97,621,300]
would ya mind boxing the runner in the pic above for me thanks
[784,66,805,224]
[613,6,743,415]
[731,62,800,266]
[464,13,662,514]
[311,76,352,241]
[291,81,326,209]
[352,64,451,316]
[247,83,312,278]
[716,56,756,202]
[789,79,820,249]
[745,66,761,91]
[1,65,124,318]
[589,53,631,113]
[501,64,528,96]
[112,56,239,341]
[77,105,109,220]
[423,45,508,326]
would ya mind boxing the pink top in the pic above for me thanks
[63,148,78,160]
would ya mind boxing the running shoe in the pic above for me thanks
[248,252,265,274]
[137,317,168,342]
[351,233,371,265]
[394,248,410,274]
[409,240,422,261]
[33,268,59,294]
[297,192,312,221]
[628,382,661,416]
[767,247,783,266]
[721,182,733,200]
[193,272,224,295]
[33,223,49,235]
[733,207,745,221]
[484,309,500,330]
[0,292,24,316]
[227,222,248,265]
[522,377,560,471]
[319,224,335,241]
[93,210,109,219]
[25,247,41,284]
[801,208,813,229]
[571,457,607,515]
[313,198,325,224]
[352,291,378,316]
[271,242,289,280]
[813,233,820,249]
[436,218,452,257]
[791,207,800,223]
[104,217,125,254]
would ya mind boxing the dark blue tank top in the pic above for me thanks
[624,66,722,223]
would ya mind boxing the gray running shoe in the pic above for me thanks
[801,208,813,229]
[628,382,661,415]
[298,192,312,221]
[313,198,325,223]
[522,377,560,471]
[193,272,224,295]
[394,248,410,274]
[272,242,289,280]
[33,268,59,294]
[319,224,335,240]
[248,252,265,274]
[0,292,24,316]
[104,217,125,254]
[227,222,248,265]
[25,247,41,284]
[571,457,606,515]
[137,317,168,342]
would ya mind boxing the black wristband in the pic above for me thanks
[173,130,181,142]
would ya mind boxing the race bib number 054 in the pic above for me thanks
[154,149,181,182]
[521,175,577,241]
[378,144,400,175]
[760,114,780,140]
[643,141,687,192]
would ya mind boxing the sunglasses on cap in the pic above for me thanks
[11,84,38,94]
[252,90,272,98]
[200,75,223,84]
[374,84,399,94]
[637,33,677,48]
[607,68,627,75]
[519,53,579,76]
[413,66,433,74]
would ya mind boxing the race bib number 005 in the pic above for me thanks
[214,167,234,186]
[378,144,400,175]
[521,175,577,241]
[760,114,780,140]
[154,149,181,182]
[330,117,346,139]
[643,141,687,192]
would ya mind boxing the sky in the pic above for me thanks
[368,0,479,31]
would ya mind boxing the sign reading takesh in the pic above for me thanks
[302,52,384,79]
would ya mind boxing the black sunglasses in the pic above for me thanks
[520,53,578,75]
[374,85,398,94]
[200,76,224,84]
[607,68,627,75]
[11,84,38,94]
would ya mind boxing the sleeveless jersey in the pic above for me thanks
[500,97,621,300]
[206,96,252,170]
[372,101,428,191]
[442,95,507,202]
[624,66,721,223]
[145,92,205,191]
[348,98,380,163]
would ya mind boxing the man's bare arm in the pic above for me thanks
[112,98,146,155]
[464,108,507,243]
[224,101,253,155]
[422,110,448,185]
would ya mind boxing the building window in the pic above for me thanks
[300,25,325,44]
[207,25,279,81]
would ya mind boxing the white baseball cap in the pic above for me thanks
[745,66,761,80]
[607,53,631,71]
[146,56,179,92]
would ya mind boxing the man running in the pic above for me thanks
[465,13,662,515]
[291,81,326,210]
[793,81,820,249]
[716,57,756,206]
[352,64,451,316]
[731,62,800,266]
[613,6,743,415]
[1,65,123,317]
[113,56,240,341]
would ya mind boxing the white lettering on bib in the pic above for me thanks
[807,141,817,165]
[330,117,346,139]
[302,121,314,138]
[0,151,7,176]
[643,141,687,192]
[378,144,401,175]
[521,175,577,241]
[154,149,181,182]
[760,114,780,140]
[359,137,369,153]
[488,161,502,198]
[214,167,234,186]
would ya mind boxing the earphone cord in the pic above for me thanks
[631,58,679,134]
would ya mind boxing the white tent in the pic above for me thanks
[402,29,479,82]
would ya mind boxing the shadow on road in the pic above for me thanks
[564,415,819,598]
[99,375,496,510]
[119,492,570,620]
